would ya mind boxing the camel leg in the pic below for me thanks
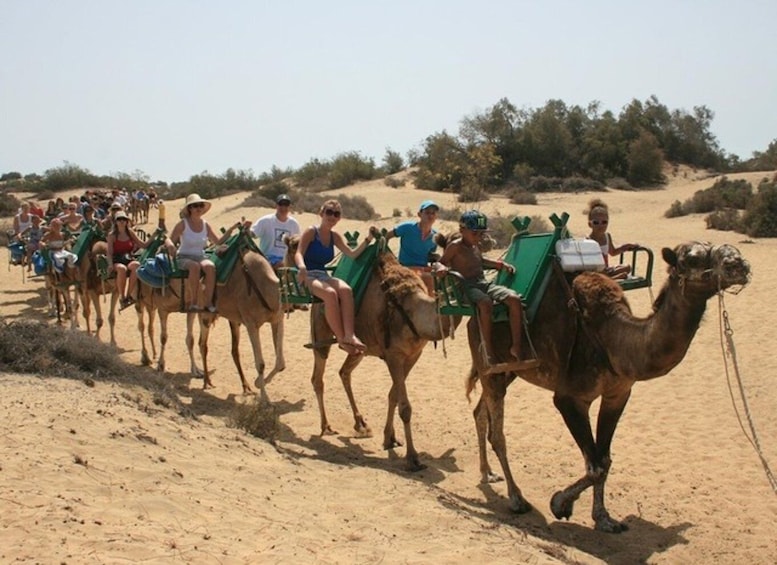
[337,353,370,437]
[550,392,631,532]
[81,290,94,336]
[312,346,336,435]
[383,382,401,449]
[157,310,169,372]
[199,315,216,390]
[384,353,425,472]
[107,292,119,347]
[480,372,531,513]
[186,312,203,378]
[473,388,502,484]
[137,302,155,366]
[264,316,286,383]
[234,321,260,396]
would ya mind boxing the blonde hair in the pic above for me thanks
[587,198,609,219]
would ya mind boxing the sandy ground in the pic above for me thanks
[2,168,776,564]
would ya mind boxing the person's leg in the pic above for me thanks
[202,260,216,311]
[330,279,364,350]
[115,264,128,299]
[126,261,140,301]
[505,294,524,360]
[475,298,495,363]
[308,279,345,343]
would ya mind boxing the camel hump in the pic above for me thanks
[572,272,626,324]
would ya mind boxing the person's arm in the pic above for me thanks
[294,228,315,282]
[333,230,373,259]
[106,234,116,271]
[435,240,459,275]
[129,229,150,249]
[608,233,637,256]
[481,256,515,275]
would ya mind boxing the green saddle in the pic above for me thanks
[205,228,259,285]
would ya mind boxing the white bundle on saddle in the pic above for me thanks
[555,238,606,272]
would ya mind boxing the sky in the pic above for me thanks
[2,0,775,184]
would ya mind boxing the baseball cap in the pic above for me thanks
[460,210,489,231]
[418,199,439,212]
[276,194,292,205]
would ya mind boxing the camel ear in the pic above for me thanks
[662,247,678,266]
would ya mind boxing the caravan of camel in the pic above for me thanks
[5,194,751,533]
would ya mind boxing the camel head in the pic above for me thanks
[282,234,300,267]
[662,241,750,294]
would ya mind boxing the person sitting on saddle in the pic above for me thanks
[293,199,374,356]
[40,218,78,273]
[167,193,237,313]
[13,202,33,241]
[57,202,85,234]
[385,199,439,295]
[20,215,45,272]
[435,210,539,372]
[107,211,150,309]
[587,198,638,280]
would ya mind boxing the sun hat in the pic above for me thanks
[114,211,129,221]
[276,194,292,205]
[110,201,122,210]
[460,210,489,231]
[182,193,211,215]
[418,199,439,212]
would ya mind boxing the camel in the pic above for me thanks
[284,234,461,471]
[465,240,750,532]
[135,276,204,379]
[78,240,121,346]
[129,195,150,225]
[196,231,285,400]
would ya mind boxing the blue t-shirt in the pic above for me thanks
[303,227,334,271]
[394,221,437,267]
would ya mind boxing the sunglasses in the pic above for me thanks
[324,209,341,218]
[591,220,608,225]
[189,203,206,209]
[116,218,129,222]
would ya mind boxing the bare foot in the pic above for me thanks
[346,336,367,351]
[338,342,362,356]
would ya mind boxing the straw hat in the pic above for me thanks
[182,193,211,216]
[114,211,130,221]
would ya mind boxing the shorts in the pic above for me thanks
[177,254,207,271]
[462,277,521,304]
[113,253,133,266]
[304,269,332,284]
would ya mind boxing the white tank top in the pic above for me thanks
[178,219,208,257]
[15,213,32,234]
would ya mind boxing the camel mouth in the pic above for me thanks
[712,244,751,288]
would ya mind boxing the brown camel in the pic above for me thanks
[465,240,750,532]
[197,235,285,399]
[284,235,460,471]
[135,278,205,379]
[79,240,121,346]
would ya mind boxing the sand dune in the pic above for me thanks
[1,168,776,563]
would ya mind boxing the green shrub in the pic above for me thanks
[509,190,537,205]
[0,193,22,217]
[665,200,685,218]
[227,398,279,442]
[392,208,402,218]
[384,176,405,188]
[328,152,377,189]
[742,181,777,237]
[705,209,742,231]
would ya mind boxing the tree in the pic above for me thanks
[626,131,664,187]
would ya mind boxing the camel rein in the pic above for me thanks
[717,290,777,494]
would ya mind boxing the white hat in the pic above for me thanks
[182,193,212,216]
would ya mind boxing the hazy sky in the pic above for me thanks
[2,0,775,183]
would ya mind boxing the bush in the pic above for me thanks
[384,176,405,188]
[665,200,685,218]
[705,209,742,231]
[742,181,777,237]
[509,190,537,205]
[0,192,22,217]
[328,152,377,189]
[227,398,279,442]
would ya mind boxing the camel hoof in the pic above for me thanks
[550,490,574,521]
[321,426,338,436]
[383,438,403,450]
[595,514,629,533]
[406,459,426,472]
[481,471,503,484]
[509,494,532,514]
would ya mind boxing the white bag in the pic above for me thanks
[555,238,606,272]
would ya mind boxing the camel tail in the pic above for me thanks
[465,365,480,402]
